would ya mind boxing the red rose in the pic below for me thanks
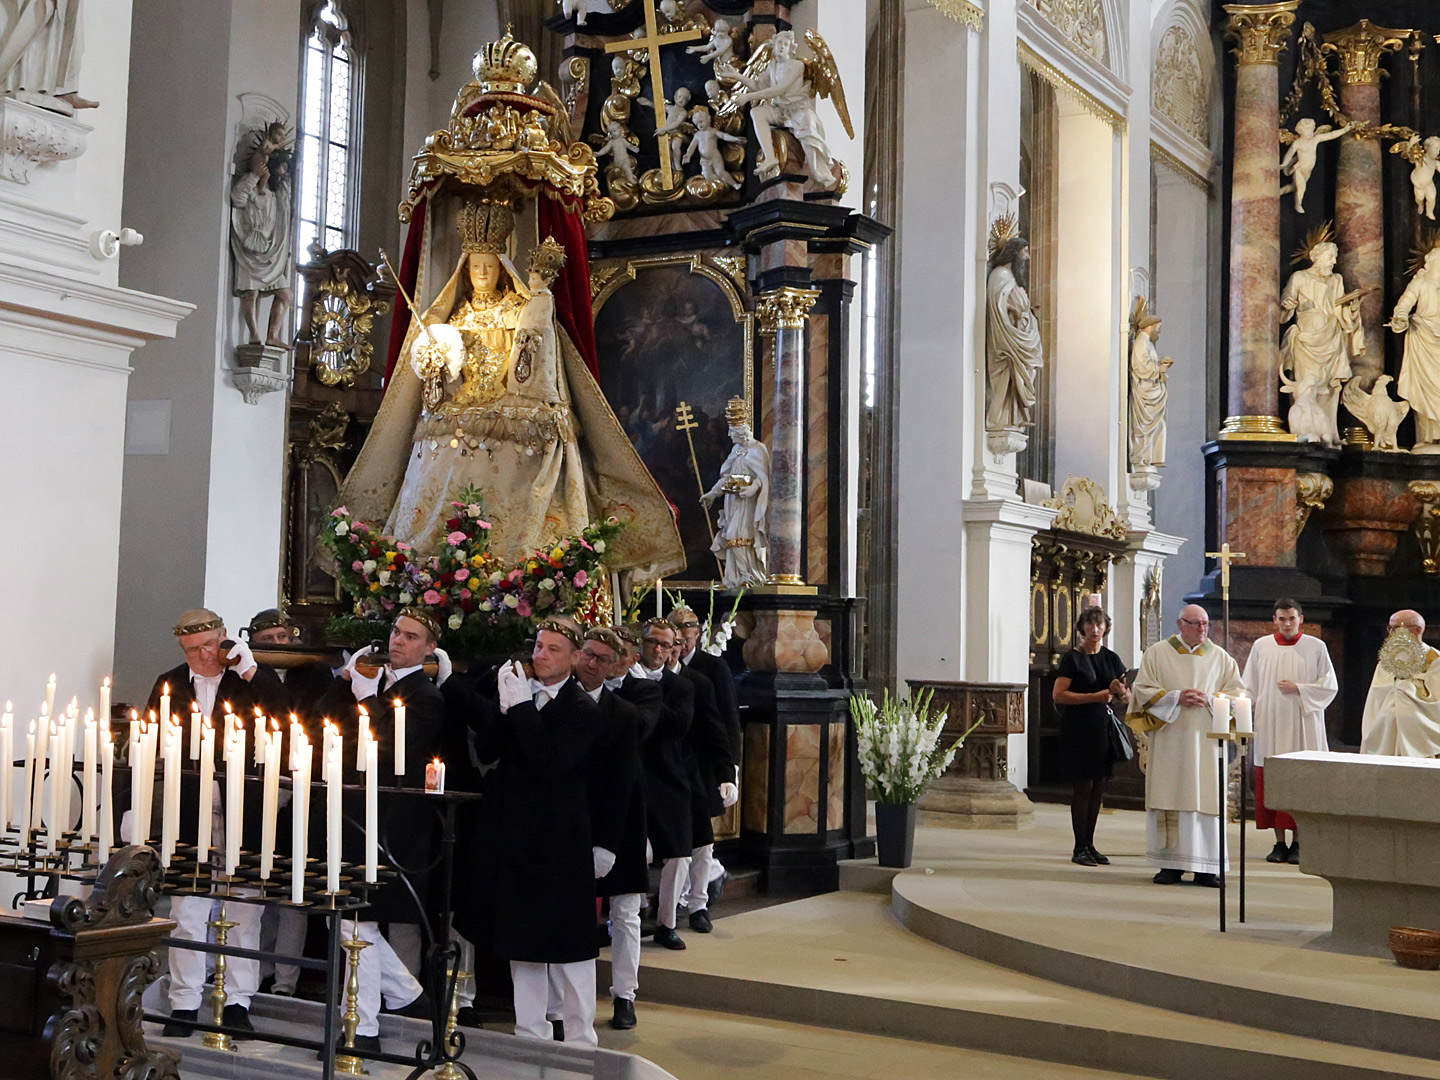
[368,545,383,558]
[392,554,407,567]
[460,595,474,612]
[440,572,455,586]
[446,518,463,530]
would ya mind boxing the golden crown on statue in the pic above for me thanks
[456,200,516,253]
[526,236,567,279]
[472,29,538,94]
[725,396,750,426]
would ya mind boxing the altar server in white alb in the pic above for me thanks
[1128,604,1245,886]
[1361,609,1440,759]
[1242,598,1337,865]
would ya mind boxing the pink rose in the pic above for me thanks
[516,599,532,617]
[573,570,588,588]
[508,569,523,583]
[447,530,467,546]
[454,568,470,582]
[354,522,369,534]
[580,539,593,551]
[396,541,412,551]
[477,519,492,530]
[331,506,349,517]
[422,589,443,605]
[352,560,364,572]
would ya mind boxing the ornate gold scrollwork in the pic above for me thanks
[755,287,821,333]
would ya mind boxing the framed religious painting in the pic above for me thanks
[592,252,754,583]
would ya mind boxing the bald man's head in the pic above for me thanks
[1177,604,1211,647]
[1388,609,1426,639]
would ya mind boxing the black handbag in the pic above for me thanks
[1107,706,1136,762]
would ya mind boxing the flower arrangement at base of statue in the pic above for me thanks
[850,688,972,868]
[322,486,620,656]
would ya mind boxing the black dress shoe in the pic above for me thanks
[610,997,637,1030]
[1071,848,1099,867]
[1152,868,1184,885]
[707,872,728,906]
[1265,841,1289,863]
[1193,872,1221,888]
[652,926,686,950]
[688,908,714,933]
[1086,846,1111,865]
[382,991,432,1020]
[456,1006,481,1029]
[317,1033,382,1059]
[551,1018,565,1041]
[161,1008,198,1038]
[1287,841,1300,865]
[222,1004,255,1038]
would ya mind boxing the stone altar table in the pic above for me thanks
[1265,749,1440,955]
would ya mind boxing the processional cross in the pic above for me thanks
[604,0,703,190]
[1205,541,1247,651]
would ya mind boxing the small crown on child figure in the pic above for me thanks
[527,236,566,279]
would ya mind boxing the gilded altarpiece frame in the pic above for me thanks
[591,252,755,585]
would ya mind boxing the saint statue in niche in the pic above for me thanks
[701,397,769,588]
[984,221,1041,457]
[0,0,95,114]
[1279,237,1363,448]
[1128,298,1173,484]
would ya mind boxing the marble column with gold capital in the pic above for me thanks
[1324,20,1407,390]
[756,286,821,587]
[1220,1,1298,440]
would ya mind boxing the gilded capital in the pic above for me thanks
[1322,20,1409,86]
[756,287,821,333]
[1222,1,1299,66]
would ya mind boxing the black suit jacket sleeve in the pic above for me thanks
[616,677,663,740]
[591,692,641,856]
[686,668,734,778]
[655,673,694,741]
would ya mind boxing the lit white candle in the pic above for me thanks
[326,726,342,893]
[254,709,266,766]
[223,702,236,747]
[426,757,445,795]
[19,721,34,839]
[225,725,246,876]
[292,737,312,904]
[98,729,114,860]
[655,579,662,618]
[1233,693,1253,735]
[99,678,110,727]
[159,682,170,730]
[189,703,201,760]
[1211,693,1231,735]
[44,674,55,727]
[356,705,369,772]
[364,733,378,882]
[56,713,72,835]
[81,710,96,842]
[160,717,181,867]
[32,705,50,831]
[260,723,281,879]
[45,731,59,853]
[197,719,214,863]
[0,706,12,833]
[288,714,302,772]
[393,699,406,778]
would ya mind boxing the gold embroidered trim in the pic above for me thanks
[415,402,577,454]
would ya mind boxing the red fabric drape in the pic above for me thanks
[382,197,427,386]
[538,195,600,379]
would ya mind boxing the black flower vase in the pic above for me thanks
[875,802,916,869]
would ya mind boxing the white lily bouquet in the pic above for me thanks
[850,688,970,805]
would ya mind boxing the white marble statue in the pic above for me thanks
[1390,247,1440,452]
[0,0,94,114]
[682,106,744,189]
[1341,374,1409,452]
[687,18,737,74]
[1129,303,1173,474]
[593,118,638,186]
[730,29,852,188]
[638,85,692,177]
[1278,241,1362,448]
[701,398,770,588]
[1279,118,1351,215]
[985,234,1041,455]
[229,120,294,347]
[1392,134,1440,222]
[560,0,611,25]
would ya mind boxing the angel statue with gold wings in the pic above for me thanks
[726,29,853,189]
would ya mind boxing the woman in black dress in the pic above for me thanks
[1053,607,1129,866]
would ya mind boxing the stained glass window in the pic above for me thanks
[296,0,358,262]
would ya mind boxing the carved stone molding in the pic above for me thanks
[1222,1,1299,67]
[1295,471,1334,532]
[0,96,89,184]
[1153,25,1210,144]
[233,342,290,404]
[1322,20,1408,86]
[755,287,820,333]
[1042,475,1129,540]
[1026,0,1106,64]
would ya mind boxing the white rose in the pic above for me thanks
[399,591,414,604]
[593,539,605,554]
[447,613,463,630]
[480,600,494,612]
[378,570,392,585]
[335,521,349,535]
[538,578,556,591]
[503,594,520,609]
[489,571,504,585]
[362,559,377,574]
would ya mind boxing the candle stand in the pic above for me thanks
[337,922,371,1076]
[203,902,238,1051]
[1205,730,1253,932]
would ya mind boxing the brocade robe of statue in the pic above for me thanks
[1129,635,1245,874]
[1361,645,1440,758]
[984,264,1040,433]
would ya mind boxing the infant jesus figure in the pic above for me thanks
[683,106,745,190]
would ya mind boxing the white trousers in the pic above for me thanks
[657,856,690,929]
[608,893,644,1002]
[341,920,425,1037]
[168,894,263,1011]
[511,960,596,1047]
[1146,809,1230,874]
[259,905,308,993]
[682,843,714,911]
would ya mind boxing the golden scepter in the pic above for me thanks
[378,249,464,410]
[675,401,716,541]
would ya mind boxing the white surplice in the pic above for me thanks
[1243,634,1338,765]
[1361,646,1440,758]
[1130,635,1245,873]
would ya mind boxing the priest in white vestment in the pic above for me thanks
[1242,598,1337,864]
[1128,604,1245,885]
[1361,609,1440,759]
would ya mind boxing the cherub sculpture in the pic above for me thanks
[727,29,853,189]
[560,0,591,26]
[1279,117,1352,214]
[1392,134,1440,221]
[683,106,745,190]
[638,85,693,177]
[688,18,737,74]
[593,118,639,186]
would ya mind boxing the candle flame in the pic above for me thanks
[254,706,264,718]
[162,682,169,695]
[28,720,34,734]
[270,718,280,733]
[3,701,9,712]
[129,708,138,721]
[393,698,403,707]
[433,756,441,765]
[102,677,110,689]
[224,701,233,714]
[84,708,93,722]
[358,704,368,717]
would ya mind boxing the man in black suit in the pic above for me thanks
[669,606,741,931]
[463,620,611,1046]
[572,627,654,1030]
[144,608,285,1039]
[316,608,447,1055]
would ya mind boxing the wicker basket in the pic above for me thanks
[1388,926,1440,970]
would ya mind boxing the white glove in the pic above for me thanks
[497,661,530,714]
[719,782,739,808]
[226,638,257,678]
[345,647,382,702]
[433,647,453,687]
[592,846,617,879]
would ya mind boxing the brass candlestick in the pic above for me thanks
[434,965,469,1080]
[202,904,238,1051]
[336,920,371,1076]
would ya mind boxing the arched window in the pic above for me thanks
[297,0,360,256]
